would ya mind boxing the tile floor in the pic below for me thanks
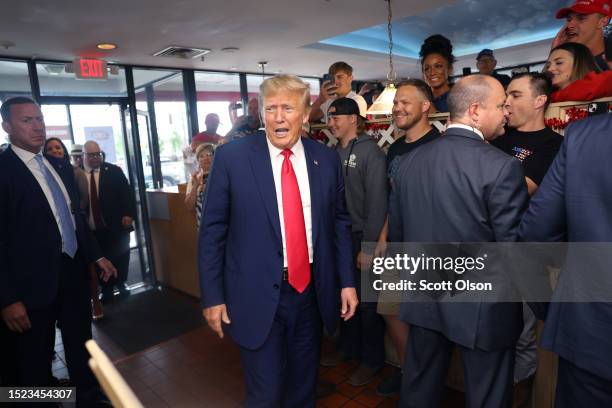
[53,317,464,407]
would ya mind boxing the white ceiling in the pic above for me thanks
[0,0,550,81]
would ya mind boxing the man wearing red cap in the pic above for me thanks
[554,0,611,71]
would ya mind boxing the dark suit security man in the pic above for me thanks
[199,75,358,407]
[0,97,116,404]
[83,140,136,302]
[390,75,529,407]
[520,113,612,407]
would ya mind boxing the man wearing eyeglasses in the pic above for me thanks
[84,140,136,304]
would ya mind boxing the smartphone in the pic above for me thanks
[322,73,338,96]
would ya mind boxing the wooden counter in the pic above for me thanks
[147,185,200,297]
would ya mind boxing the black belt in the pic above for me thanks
[282,263,313,280]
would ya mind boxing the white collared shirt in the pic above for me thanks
[446,123,485,140]
[84,165,101,230]
[266,137,314,267]
[11,144,76,236]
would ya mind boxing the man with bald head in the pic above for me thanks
[84,140,136,303]
[390,75,528,407]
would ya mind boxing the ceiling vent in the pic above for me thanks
[43,64,65,75]
[153,46,211,59]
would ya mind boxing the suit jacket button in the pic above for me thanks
[273,284,279,290]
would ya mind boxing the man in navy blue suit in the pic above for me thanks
[0,97,116,405]
[520,113,612,407]
[198,75,358,407]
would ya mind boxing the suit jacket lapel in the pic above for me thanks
[6,147,57,223]
[249,133,282,244]
[303,138,321,249]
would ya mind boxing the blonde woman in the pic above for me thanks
[185,143,214,227]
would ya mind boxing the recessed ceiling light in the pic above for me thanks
[221,47,239,53]
[230,67,238,70]
[96,43,117,50]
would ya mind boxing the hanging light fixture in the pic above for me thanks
[367,0,397,115]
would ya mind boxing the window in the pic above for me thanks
[36,62,127,97]
[70,104,128,174]
[40,105,72,152]
[133,69,189,187]
[0,60,32,147]
[246,74,320,103]
[194,72,242,138]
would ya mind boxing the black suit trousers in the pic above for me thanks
[555,357,612,408]
[0,254,97,392]
[95,229,131,290]
[400,325,515,408]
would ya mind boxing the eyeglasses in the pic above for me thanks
[86,152,102,158]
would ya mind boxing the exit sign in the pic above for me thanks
[74,58,108,80]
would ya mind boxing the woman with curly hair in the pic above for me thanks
[419,34,456,112]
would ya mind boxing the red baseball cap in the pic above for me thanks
[556,0,612,18]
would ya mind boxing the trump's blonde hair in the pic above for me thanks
[259,75,311,113]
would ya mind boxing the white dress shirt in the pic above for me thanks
[84,166,102,230]
[12,145,76,238]
[266,137,314,267]
[446,123,485,140]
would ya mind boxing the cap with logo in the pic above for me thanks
[328,98,367,120]
[477,49,495,61]
[556,0,612,18]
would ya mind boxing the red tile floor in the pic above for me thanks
[53,323,464,407]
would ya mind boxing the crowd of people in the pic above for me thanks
[197,1,611,407]
[1,0,611,407]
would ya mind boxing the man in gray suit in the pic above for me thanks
[390,75,529,407]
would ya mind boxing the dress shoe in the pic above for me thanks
[315,380,336,399]
[376,368,402,396]
[348,364,381,387]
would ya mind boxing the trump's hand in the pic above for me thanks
[340,288,358,321]
[96,258,117,282]
[1,301,31,333]
[203,304,231,339]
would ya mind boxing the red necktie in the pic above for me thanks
[90,170,104,230]
[281,149,310,293]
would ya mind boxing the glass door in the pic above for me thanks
[64,103,149,287]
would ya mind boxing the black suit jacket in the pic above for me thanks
[0,146,101,310]
[390,127,529,350]
[95,162,135,234]
[520,113,612,381]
